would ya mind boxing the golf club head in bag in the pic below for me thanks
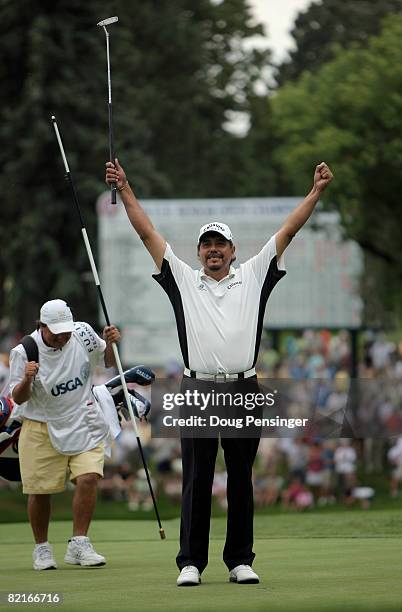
[105,366,155,421]
[105,365,155,389]
[0,396,22,482]
[112,388,151,421]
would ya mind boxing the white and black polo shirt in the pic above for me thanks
[152,234,286,374]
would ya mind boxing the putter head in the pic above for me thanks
[97,16,118,27]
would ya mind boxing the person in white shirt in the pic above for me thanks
[105,158,333,586]
[9,299,120,571]
[387,437,402,497]
[334,439,357,503]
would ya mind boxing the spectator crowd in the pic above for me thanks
[1,328,402,511]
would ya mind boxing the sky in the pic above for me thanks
[224,0,313,134]
[248,0,313,61]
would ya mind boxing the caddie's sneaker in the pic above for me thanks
[177,565,201,586]
[33,543,57,571]
[64,536,106,567]
[229,564,259,584]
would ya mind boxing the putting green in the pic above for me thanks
[2,511,402,611]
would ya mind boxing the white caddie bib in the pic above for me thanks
[9,322,109,455]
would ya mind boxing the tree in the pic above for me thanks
[229,94,285,196]
[277,0,402,84]
[270,16,402,323]
[1,0,115,332]
[0,0,271,332]
[117,0,272,197]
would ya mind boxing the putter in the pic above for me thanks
[50,116,166,540]
[97,16,118,205]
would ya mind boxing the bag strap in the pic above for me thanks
[21,336,39,364]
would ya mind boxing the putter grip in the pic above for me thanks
[111,182,117,205]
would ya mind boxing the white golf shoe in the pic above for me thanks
[229,564,259,584]
[177,565,201,586]
[33,543,57,571]
[64,536,106,567]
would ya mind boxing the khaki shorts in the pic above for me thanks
[19,419,104,494]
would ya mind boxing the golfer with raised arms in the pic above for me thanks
[106,159,333,585]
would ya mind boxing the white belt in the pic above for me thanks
[183,367,256,382]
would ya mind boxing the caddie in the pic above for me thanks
[8,299,121,570]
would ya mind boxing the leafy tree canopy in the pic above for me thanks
[277,0,402,84]
[270,15,402,323]
[0,0,271,331]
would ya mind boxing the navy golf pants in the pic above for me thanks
[176,435,260,573]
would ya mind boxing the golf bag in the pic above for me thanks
[0,396,21,481]
[0,336,37,482]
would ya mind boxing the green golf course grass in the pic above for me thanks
[2,510,402,611]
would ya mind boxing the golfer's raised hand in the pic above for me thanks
[314,162,333,192]
[105,158,127,190]
[24,361,39,381]
[103,325,121,345]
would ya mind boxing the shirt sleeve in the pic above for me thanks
[152,243,190,367]
[152,243,192,290]
[243,234,286,288]
[8,346,27,396]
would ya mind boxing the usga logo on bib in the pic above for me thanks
[51,377,83,396]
